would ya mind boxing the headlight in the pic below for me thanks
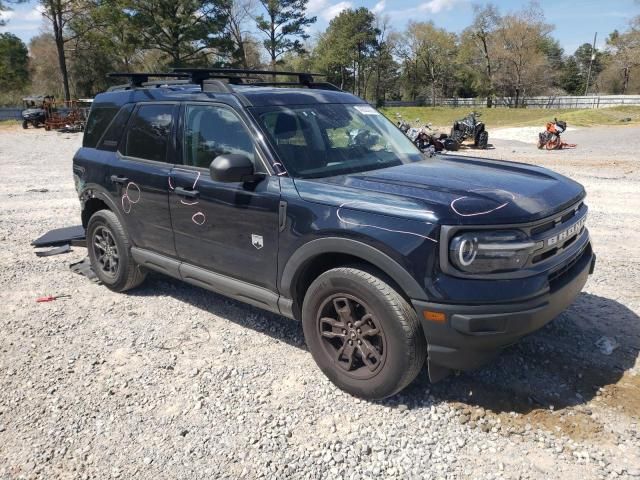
[449,230,537,274]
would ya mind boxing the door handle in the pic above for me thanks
[174,186,200,198]
[110,175,129,185]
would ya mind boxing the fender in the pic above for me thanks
[79,183,126,228]
[280,237,428,302]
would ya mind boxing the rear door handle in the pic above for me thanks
[174,186,199,198]
[110,175,129,185]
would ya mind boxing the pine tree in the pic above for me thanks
[255,0,316,73]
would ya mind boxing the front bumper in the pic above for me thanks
[412,242,595,381]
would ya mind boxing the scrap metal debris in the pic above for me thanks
[70,257,101,284]
[35,244,71,257]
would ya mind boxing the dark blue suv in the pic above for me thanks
[73,70,595,399]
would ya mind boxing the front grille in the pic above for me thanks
[530,202,582,237]
[527,201,587,268]
[548,243,588,285]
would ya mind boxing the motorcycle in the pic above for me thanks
[395,113,412,134]
[537,118,576,150]
[413,125,459,154]
[450,111,489,149]
[396,115,459,154]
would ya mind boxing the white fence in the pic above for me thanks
[384,95,640,109]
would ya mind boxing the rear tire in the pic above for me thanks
[302,267,427,399]
[87,209,146,292]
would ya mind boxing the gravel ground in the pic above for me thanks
[0,124,639,480]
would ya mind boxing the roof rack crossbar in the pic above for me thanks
[245,81,342,92]
[171,68,325,87]
[108,72,190,88]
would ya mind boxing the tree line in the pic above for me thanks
[1,0,639,105]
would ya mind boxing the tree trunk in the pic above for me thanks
[481,35,493,108]
[352,57,356,94]
[270,19,276,81]
[413,59,418,101]
[51,7,70,102]
[239,41,249,70]
[622,66,630,94]
[375,49,381,106]
[430,65,436,107]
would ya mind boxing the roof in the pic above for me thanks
[93,83,365,108]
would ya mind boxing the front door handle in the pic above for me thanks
[174,186,200,199]
[110,175,129,185]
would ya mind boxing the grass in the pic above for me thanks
[380,105,640,129]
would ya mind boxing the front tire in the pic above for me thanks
[302,267,427,399]
[22,120,28,129]
[476,131,489,149]
[87,209,146,292]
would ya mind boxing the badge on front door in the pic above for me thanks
[251,234,263,250]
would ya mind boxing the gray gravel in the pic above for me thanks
[0,125,639,479]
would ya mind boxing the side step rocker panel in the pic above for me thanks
[131,247,290,318]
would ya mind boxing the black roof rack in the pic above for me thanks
[171,68,327,87]
[108,72,190,88]
[106,69,342,93]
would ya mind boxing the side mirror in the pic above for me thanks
[209,154,255,183]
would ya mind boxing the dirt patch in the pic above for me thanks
[599,371,640,418]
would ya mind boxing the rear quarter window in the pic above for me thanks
[83,105,120,148]
[98,104,134,151]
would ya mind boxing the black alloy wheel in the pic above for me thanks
[317,294,387,380]
[87,209,146,292]
[92,225,120,279]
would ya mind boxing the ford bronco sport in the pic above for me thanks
[73,69,595,399]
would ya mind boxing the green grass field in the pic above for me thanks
[380,105,640,129]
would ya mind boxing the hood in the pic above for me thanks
[293,156,585,225]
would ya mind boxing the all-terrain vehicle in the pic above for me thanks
[21,95,53,129]
[450,111,489,149]
[73,69,595,399]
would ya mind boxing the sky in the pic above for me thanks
[1,0,638,56]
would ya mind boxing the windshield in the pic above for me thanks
[250,104,424,178]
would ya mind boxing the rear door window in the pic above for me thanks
[124,104,175,162]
